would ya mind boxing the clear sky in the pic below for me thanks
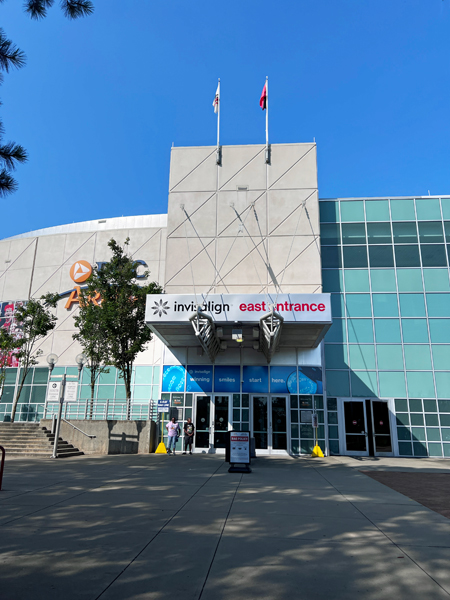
[1,0,450,239]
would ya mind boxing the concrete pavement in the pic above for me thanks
[1,453,450,600]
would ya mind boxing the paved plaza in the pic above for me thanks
[1,453,450,600]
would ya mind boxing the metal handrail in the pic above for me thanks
[61,418,96,438]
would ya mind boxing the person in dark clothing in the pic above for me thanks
[183,418,195,455]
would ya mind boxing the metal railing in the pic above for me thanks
[61,418,96,438]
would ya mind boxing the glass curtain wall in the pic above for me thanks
[321,196,450,457]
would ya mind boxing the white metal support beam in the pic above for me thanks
[189,309,221,363]
[259,310,284,363]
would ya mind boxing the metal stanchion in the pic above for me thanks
[0,445,5,491]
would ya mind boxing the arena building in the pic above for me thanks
[1,142,450,459]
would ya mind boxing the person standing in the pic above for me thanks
[166,417,180,455]
[183,417,195,455]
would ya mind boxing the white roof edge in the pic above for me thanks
[320,195,450,201]
[2,214,168,241]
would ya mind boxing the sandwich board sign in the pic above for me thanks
[229,431,251,473]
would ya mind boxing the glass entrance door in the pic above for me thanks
[194,395,230,452]
[370,400,393,456]
[195,395,211,449]
[341,399,394,457]
[251,396,288,455]
[212,395,230,449]
[343,400,369,456]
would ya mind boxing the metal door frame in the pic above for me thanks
[193,393,231,454]
[338,398,369,457]
[250,394,290,456]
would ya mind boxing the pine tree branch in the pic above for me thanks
[0,142,28,170]
[0,168,18,196]
[0,29,26,72]
[61,0,94,19]
[24,0,54,20]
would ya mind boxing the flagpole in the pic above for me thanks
[216,78,221,165]
[265,76,270,163]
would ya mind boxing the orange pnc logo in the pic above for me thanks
[69,260,92,283]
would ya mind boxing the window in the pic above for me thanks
[342,223,366,244]
[321,246,341,268]
[320,223,341,244]
[394,245,421,267]
[420,245,447,267]
[416,198,441,221]
[393,222,418,244]
[390,199,415,221]
[368,245,394,267]
[340,201,364,222]
[370,269,397,292]
[365,200,390,221]
[367,222,391,243]
[343,246,367,268]
[418,222,444,243]
[372,294,398,317]
[374,319,401,343]
[319,202,339,223]
[345,294,372,317]
[399,294,426,317]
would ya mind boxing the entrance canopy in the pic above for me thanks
[146,294,332,360]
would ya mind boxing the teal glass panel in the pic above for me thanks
[416,198,441,220]
[368,246,394,268]
[322,270,343,293]
[410,413,424,426]
[133,385,152,400]
[435,372,450,399]
[324,345,348,369]
[185,393,193,407]
[395,398,408,411]
[135,366,153,385]
[407,372,435,398]
[396,413,409,425]
[328,411,338,424]
[409,398,422,412]
[413,441,428,456]
[30,386,46,403]
[393,222,418,244]
[326,370,350,396]
[379,372,406,398]
[33,368,49,384]
[367,222,392,243]
[349,345,376,370]
[396,269,423,292]
[390,199,415,221]
[439,401,450,412]
[320,223,341,244]
[344,270,369,292]
[445,444,450,457]
[395,245,421,267]
[411,427,426,441]
[115,385,127,399]
[51,367,65,378]
[97,385,115,399]
[328,425,339,438]
[374,319,401,344]
[66,367,78,377]
[81,368,91,385]
[152,386,160,400]
[397,426,411,440]
[4,368,17,384]
[290,396,298,408]
[300,424,314,438]
[79,385,92,400]
[442,198,450,220]
[399,294,426,317]
[153,366,161,385]
[398,442,413,455]
[425,413,439,426]
[345,294,371,317]
[340,201,364,222]
[233,409,240,421]
[424,399,437,412]
[365,201,390,221]
[327,397,337,411]
[300,440,314,454]
[331,294,345,318]
[426,294,450,317]
[376,345,404,370]
[291,439,299,454]
[445,221,450,241]
[428,442,443,457]
[342,223,366,244]
[329,440,340,454]
[291,424,299,438]
[418,221,444,243]
[322,246,342,268]
[442,429,450,442]
[401,319,429,343]
[350,371,377,397]
[421,245,447,267]
[423,269,450,292]
[404,345,432,370]
[429,319,450,343]
[370,269,397,292]
[98,369,116,385]
[343,246,368,268]
[325,321,347,344]
[233,396,240,407]
[348,319,374,343]
[372,294,398,317]
[319,201,339,223]
[432,345,450,370]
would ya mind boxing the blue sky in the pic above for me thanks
[1,0,450,239]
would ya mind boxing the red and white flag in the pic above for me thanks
[259,82,267,110]
[213,83,220,113]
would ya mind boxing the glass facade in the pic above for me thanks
[321,196,450,457]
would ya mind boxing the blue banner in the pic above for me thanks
[270,366,298,394]
[162,365,186,392]
[242,366,269,393]
[214,366,240,392]
[298,367,323,394]
[186,365,213,392]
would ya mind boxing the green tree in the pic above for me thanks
[72,296,110,419]
[0,327,19,400]
[80,238,163,419]
[10,293,59,422]
[0,1,94,196]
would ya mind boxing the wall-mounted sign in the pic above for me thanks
[186,366,213,393]
[242,366,269,393]
[270,366,298,394]
[146,293,331,324]
[214,366,240,393]
[157,399,170,413]
[65,381,78,402]
[172,393,184,407]
[162,365,186,392]
[46,381,61,403]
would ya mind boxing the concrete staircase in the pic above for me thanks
[0,422,84,458]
